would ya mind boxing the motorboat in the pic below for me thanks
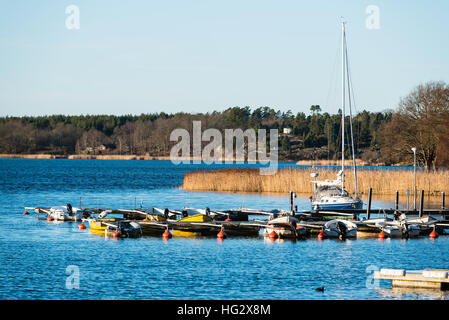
[263,215,306,239]
[104,221,142,238]
[323,219,357,239]
[87,218,141,238]
[310,173,363,210]
[28,204,84,221]
[376,220,421,238]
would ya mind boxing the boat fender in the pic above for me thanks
[164,208,169,219]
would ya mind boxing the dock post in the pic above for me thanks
[395,190,399,211]
[419,190,424,217]
[442,192,446,210]
[366,188,372,220]
[406,190,410,210]
[289,191,293,212]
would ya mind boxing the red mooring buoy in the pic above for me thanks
[268,231,277,239]
[378,231,386,239]
[217,229,227,239]
[429,230,439,239]
[23,211,29,215]
[47,216,54,222]
[162,229,172,239]
[317,231,324,240]
[78,223,86,230]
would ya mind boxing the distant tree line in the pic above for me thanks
[0,108,389,160]
[1,81,448,169]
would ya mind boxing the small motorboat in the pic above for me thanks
[104,221,142,238]
[379,225,402,238]
[376,220,421,238]
[263,215,305,239]
[29,204,84,221]
[323,219,357,239]
[166,209,213,222]
[87,217,123,235]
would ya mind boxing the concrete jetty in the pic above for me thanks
[374,268,449,290]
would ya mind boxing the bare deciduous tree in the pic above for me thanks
[380,81,449,170]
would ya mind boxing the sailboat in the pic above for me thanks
[310,22,363,211]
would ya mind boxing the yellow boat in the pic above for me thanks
[88,218,121,236]
[145,214,166,222]
[171,230,202,238]
[177,214,212,222]
[170,214,214,237]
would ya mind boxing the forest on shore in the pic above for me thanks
[1,81,448,170]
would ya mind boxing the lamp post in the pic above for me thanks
[411,147,417,210]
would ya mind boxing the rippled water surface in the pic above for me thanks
[0,159,448,300]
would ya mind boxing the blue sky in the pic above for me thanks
[0,0,448,116]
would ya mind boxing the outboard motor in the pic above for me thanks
[164,208,169,219]
[401,222,410,239]
[205,207,210,216]
[337,221,347,239]
[182,210,188,218]
[66,203,73,215]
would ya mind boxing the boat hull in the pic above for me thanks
[311,199,363,211]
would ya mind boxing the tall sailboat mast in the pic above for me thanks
[341,21,346,191]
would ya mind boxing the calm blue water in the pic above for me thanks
[0,159,447,300]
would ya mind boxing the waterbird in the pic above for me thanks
[315,286,325,292]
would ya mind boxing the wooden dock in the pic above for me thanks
[374,269,449,290]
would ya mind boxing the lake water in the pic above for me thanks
[0,159,448,300]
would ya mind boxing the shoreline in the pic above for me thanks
[0,153,389,166]
[0,153,296,162]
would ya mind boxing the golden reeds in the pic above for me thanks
[182,167,449,196]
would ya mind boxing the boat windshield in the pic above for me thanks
[315,185,348,197]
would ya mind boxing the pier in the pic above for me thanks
[374,269,449,290]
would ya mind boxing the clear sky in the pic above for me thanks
[0,0,448,116]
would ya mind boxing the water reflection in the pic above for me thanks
[375,287,449,300]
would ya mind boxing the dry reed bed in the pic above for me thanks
[182,168,449,196]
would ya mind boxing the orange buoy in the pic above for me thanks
[217,229,227,239]
[78,223,86,230]
[378,231,386,239]
[47,216,54,222]
[317,231,325,240]
[113,231,120,238]
[23,211,29,215]
[268,231,277,239]
[429,230,439,238]
[162,229,172,239]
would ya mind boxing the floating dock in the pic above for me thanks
[374,268,449,290]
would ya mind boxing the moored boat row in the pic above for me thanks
[23,203,449,241]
